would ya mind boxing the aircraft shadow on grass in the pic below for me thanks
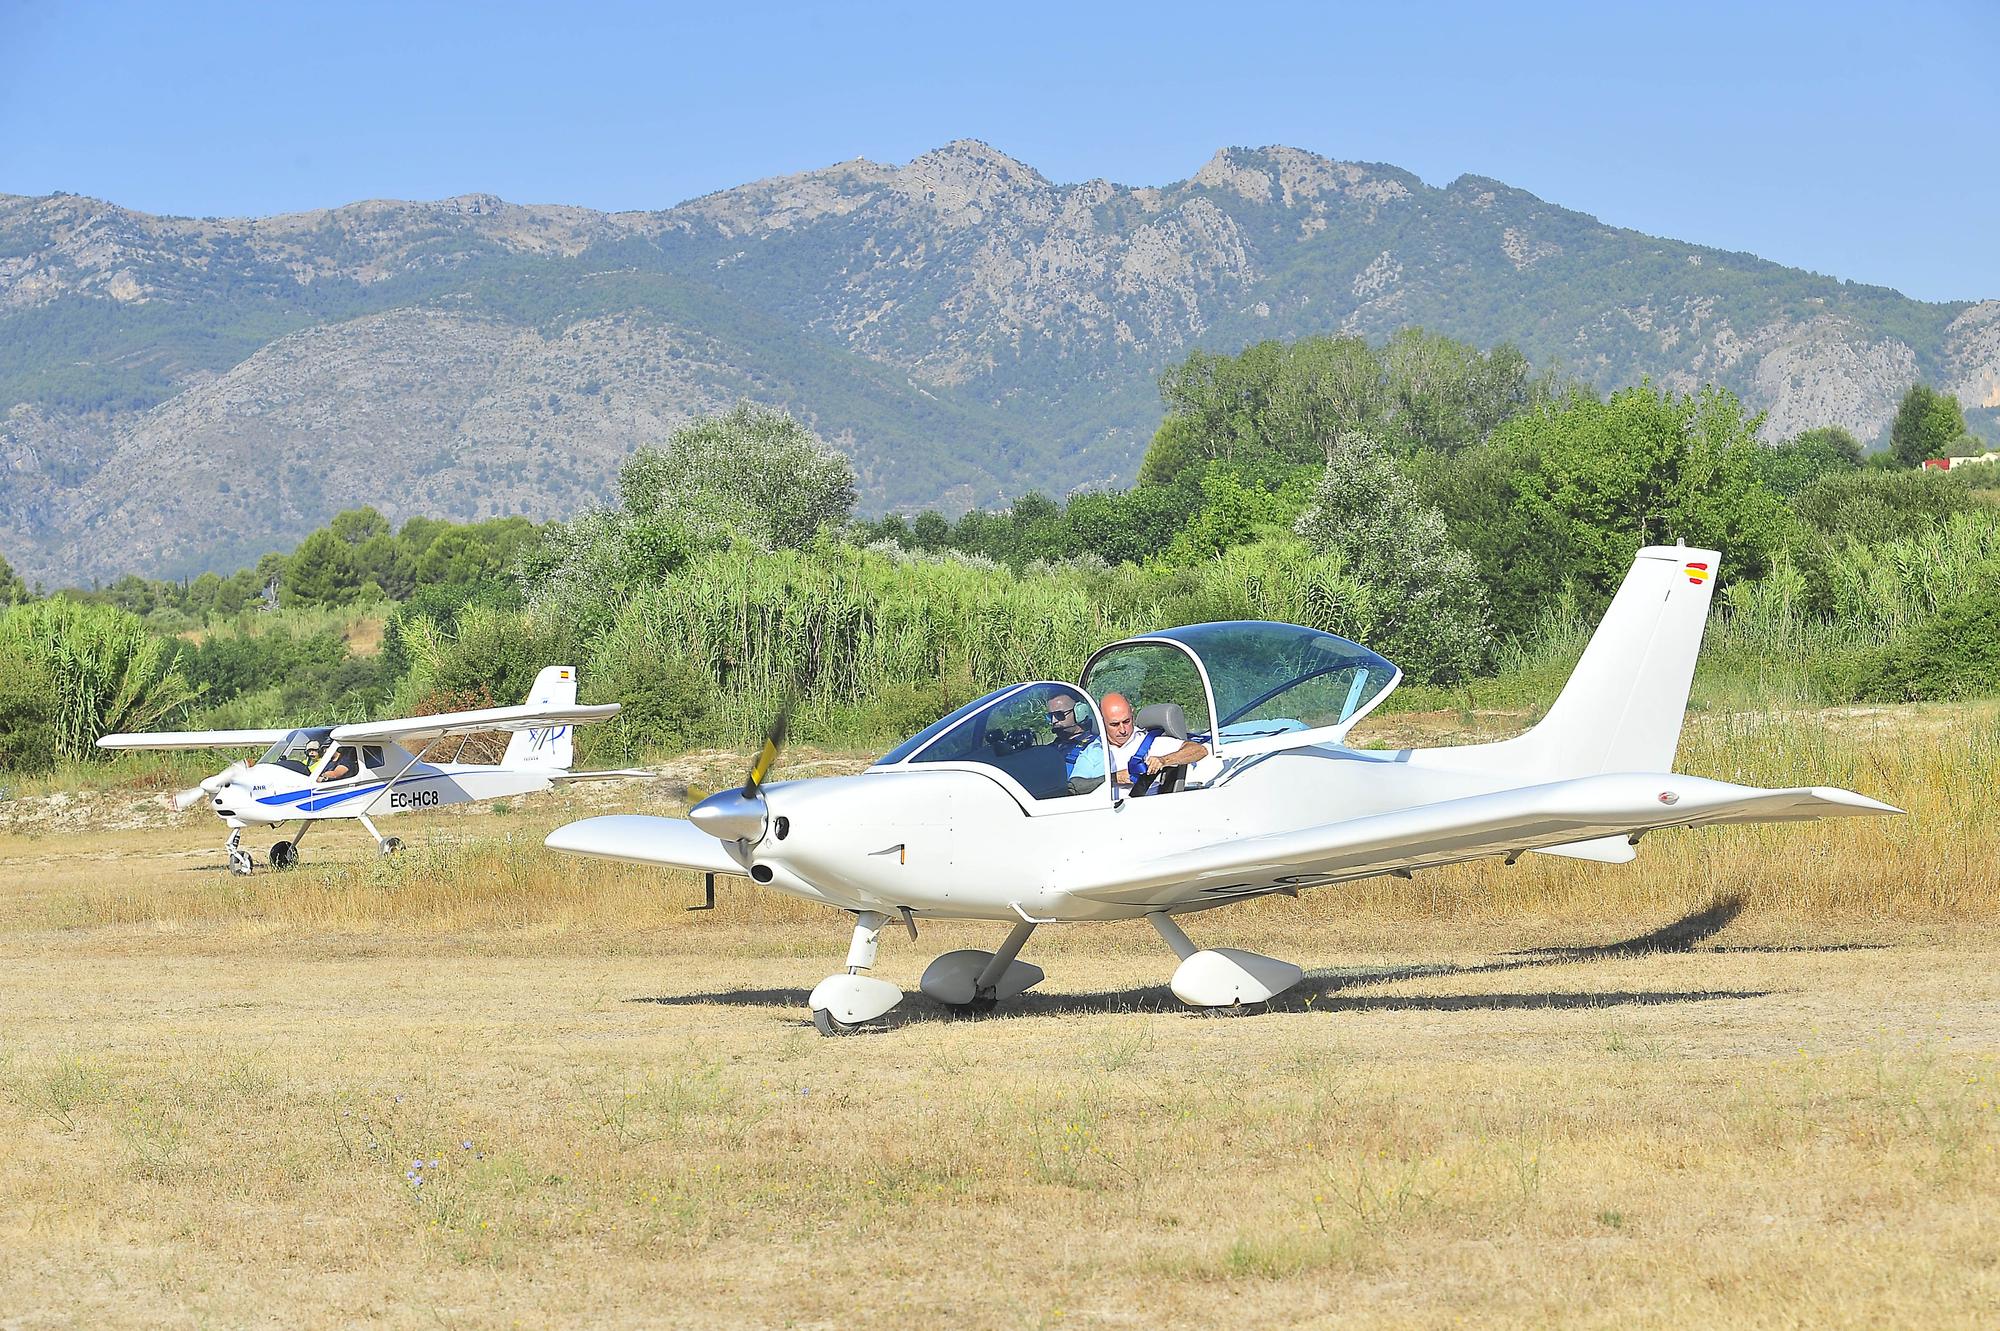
[626,895,1809,1026]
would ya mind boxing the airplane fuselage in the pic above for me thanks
[209,759,560,827]
[736,744,1519,924]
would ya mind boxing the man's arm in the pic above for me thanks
[1141,739,1208,774]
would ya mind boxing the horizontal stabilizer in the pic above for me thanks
[544,814,744,876]
[97,728,292,751]
[1068,773,1900,909]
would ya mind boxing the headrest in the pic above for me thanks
[1135,702,1188,739]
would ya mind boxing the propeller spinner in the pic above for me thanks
[687,706,790,844]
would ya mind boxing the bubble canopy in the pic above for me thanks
[1082,621,1401,754]
[873,622,1403,790]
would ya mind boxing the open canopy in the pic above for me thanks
[1083,621,1400,756]
[870,621,1403,802]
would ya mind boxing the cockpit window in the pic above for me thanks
[893,683,1102,800]
[877,685,1024,766]
[1079,642,1213,734]
[316,745,362,783]
[1155,621,1399,741]
[259,727,335,775]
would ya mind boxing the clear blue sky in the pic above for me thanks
[3,0,1995,302]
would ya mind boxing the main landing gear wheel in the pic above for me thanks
[918,924,1044,1014]
[268,841,298,870]
[379,837,404,856]
[1147,912,1302,1011]
[228,847,254,876]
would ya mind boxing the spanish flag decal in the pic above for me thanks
[1684,562,1710,585]
[560,669,572,680]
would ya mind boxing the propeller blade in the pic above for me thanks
[742,705,791,797]
[171,786,208,812]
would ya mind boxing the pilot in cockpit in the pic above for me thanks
[1068,692,1208,795]
[318,745,357,783]
[1046,690,1096,778]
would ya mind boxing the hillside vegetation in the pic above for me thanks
[3,330,1996,784]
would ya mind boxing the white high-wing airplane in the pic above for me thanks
[546,547,1901,1035]
[100,666,638,874]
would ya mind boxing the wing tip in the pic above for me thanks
[1805,787,1904,817]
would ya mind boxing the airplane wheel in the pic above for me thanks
[268,841,298,870]
[812,1008,866,1037]
[379,837,404,856]
[228,848,254,876]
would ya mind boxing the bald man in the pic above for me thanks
[1069,691,1209,795]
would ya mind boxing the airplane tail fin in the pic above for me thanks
[502,666,579,770]
[1419,545,1719,783]
[1518,545,1719,777]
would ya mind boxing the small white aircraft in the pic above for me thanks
[101,666,636,874]
[546,547,1901,1035]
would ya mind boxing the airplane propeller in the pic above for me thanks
[172,762,243,813]
[687,704,791,844]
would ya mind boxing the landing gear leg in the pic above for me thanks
[1146,910,1302,1010]
[920,921,1045,1012]
[225,827,253,877]
[809,910,903,1035]
[358,814,402,856]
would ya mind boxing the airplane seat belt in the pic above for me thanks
[1127,731,1161,797]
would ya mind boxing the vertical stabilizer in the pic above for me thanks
[1523,546,1719,776]
[503,666,579,770]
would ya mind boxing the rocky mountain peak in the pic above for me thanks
[892,139,1050,224]
[2,145,1995,585]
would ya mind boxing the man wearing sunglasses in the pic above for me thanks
[1045,690,1098,787]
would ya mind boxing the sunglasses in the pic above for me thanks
[1046,707,1075,722]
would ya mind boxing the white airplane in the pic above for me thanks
[545,547,1901,1035]
[100,666,637,874]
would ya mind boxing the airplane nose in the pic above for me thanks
[689,789,768,844]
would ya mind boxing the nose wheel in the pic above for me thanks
[224,828,253,876]
[808,911,903,1035]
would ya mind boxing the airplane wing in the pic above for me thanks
[96,729,292,751]
[329,702,620,746]
[1067,772,1899,909]
[544,814,744,876]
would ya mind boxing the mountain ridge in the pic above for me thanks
[3,139,1996,584]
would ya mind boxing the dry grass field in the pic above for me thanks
[1,705,1997,1329]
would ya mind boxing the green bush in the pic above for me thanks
[0,649,57,774]
[0,598,198,758]
[393,603,575,711]
[581,631,715,762]
[1854,586,2000,702]
[1794,469,1973,543]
